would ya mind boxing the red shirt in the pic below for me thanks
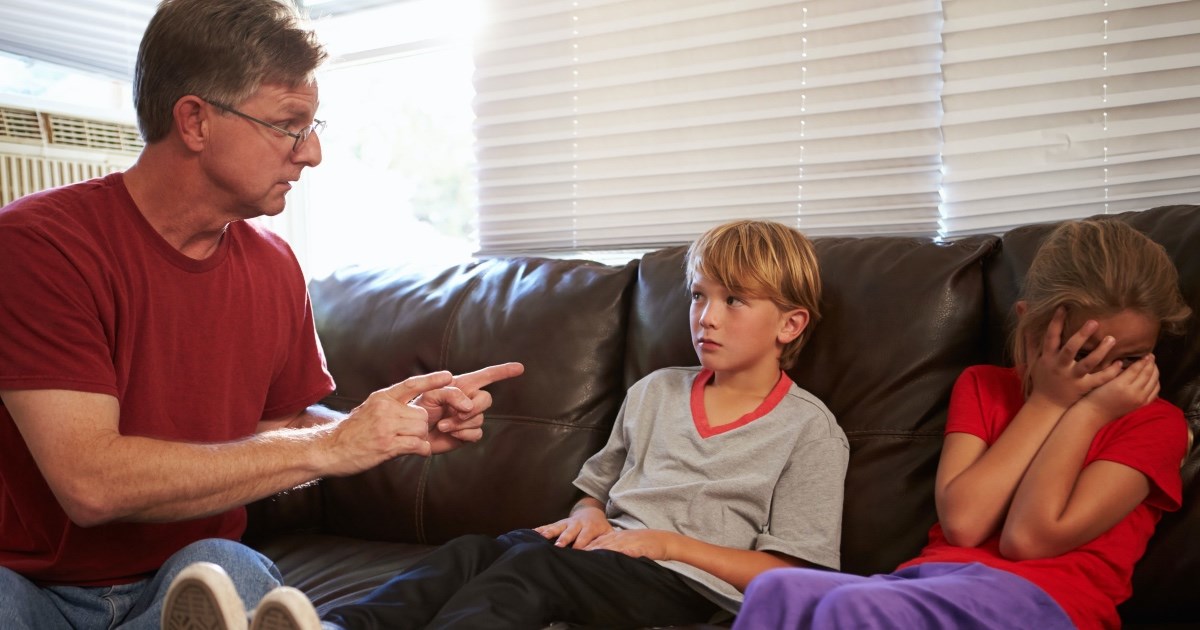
[0,174,335,585]
[900,365,1187,630]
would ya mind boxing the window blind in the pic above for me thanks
[474,0,1200,253]
[939,0,1200,237]
[473,0,945,254]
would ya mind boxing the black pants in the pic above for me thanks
[323,528,721,629]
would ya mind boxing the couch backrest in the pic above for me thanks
[303,257,638,543]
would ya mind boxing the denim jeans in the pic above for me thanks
[0,538,283,629]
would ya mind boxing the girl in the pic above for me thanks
[733,218,1192,630]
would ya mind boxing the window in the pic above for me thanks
[472,0,1200,254]
[275,0,482,279]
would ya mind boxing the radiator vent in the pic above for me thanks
[0,106,142,153]
[0,105,139,206]
[48,115,143,153]
[1,154,124,207]
[0,107,45,143]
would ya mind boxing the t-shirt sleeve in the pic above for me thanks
[0,222,117,396]
[1091,402,1188,512]
[945,366,993,442]
[755,435,849,570]
[573,395,632,503]
[260,261,335,420]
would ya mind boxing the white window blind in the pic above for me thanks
[474,0,1200,254]
[473,0,945,255]
[939,0,1200,237]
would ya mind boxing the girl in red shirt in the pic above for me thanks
[735,218,1191,630]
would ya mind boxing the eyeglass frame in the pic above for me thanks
[203,98,325,152]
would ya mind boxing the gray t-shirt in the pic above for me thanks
[573,366,849,612]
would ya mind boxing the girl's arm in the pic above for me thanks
[934,397,1067,548]
[583,529,806,591]
[936,309,1119,547]
[999,355,1159,560]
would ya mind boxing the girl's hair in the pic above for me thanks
[134,0,328,143]
[1012,218,1191,374]
[686,220,822,370]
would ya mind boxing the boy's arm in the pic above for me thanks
[584,529,806,592]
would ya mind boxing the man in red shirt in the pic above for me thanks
[0,1,521,628]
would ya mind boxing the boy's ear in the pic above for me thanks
[1014,300,1028,318]
[777,308,810,344]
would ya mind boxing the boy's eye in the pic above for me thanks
[690,292,702,301]
[725,296,741,306]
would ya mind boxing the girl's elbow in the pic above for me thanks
[998,528,1058,561]
[938,516,990,549]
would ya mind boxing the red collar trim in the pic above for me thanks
[690,368,793,438]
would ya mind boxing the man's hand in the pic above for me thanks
[324,372,456,476]
[416,362,525,454]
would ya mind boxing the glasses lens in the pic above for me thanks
[293,120,325,152]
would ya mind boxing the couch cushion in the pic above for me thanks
[305,257,638,543]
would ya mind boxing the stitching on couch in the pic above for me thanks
[438,264,487,368]
[415,457,432,544]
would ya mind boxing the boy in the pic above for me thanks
[163,219,850,629]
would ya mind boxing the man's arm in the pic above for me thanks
[1,371,460,527]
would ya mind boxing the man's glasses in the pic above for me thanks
[205,99,325,152]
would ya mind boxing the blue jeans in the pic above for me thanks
[0,538,283,629]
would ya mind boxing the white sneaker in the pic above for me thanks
[161,562,248,630]
[249,586,322,630]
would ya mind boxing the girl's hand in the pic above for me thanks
[535,504,613,548]
[1026,307,1122,408]
[1079,354,1159,422]
[583,529,677,561]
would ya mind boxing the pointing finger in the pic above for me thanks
[452,362,525,394]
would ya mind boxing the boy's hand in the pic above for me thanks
[1027,307,1122,409]
[535,503,612,548]
[1078,354,1159,422]
[583,529,677,561]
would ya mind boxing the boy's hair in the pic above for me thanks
[134,0,328,143]
[686,220,822,370]
[1012,218,1192,373]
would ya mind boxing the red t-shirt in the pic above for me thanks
[0,173,335,586]
[899,365,1187,630]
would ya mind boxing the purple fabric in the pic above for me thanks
[733,562,1073,630]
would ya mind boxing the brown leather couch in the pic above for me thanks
[244,205,1200,628]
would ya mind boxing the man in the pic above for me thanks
[0,1,521,628]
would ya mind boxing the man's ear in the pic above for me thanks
[778,308,810,344]
[173,96,209,152]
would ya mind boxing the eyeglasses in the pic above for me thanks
[205,99,325,152]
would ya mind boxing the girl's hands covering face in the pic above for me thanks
[1080,354,1159,422]
[1026,307,1123,408]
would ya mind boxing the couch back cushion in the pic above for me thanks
[982,205,1200,623]
[627,235,997,575]
[308,257,637,543]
